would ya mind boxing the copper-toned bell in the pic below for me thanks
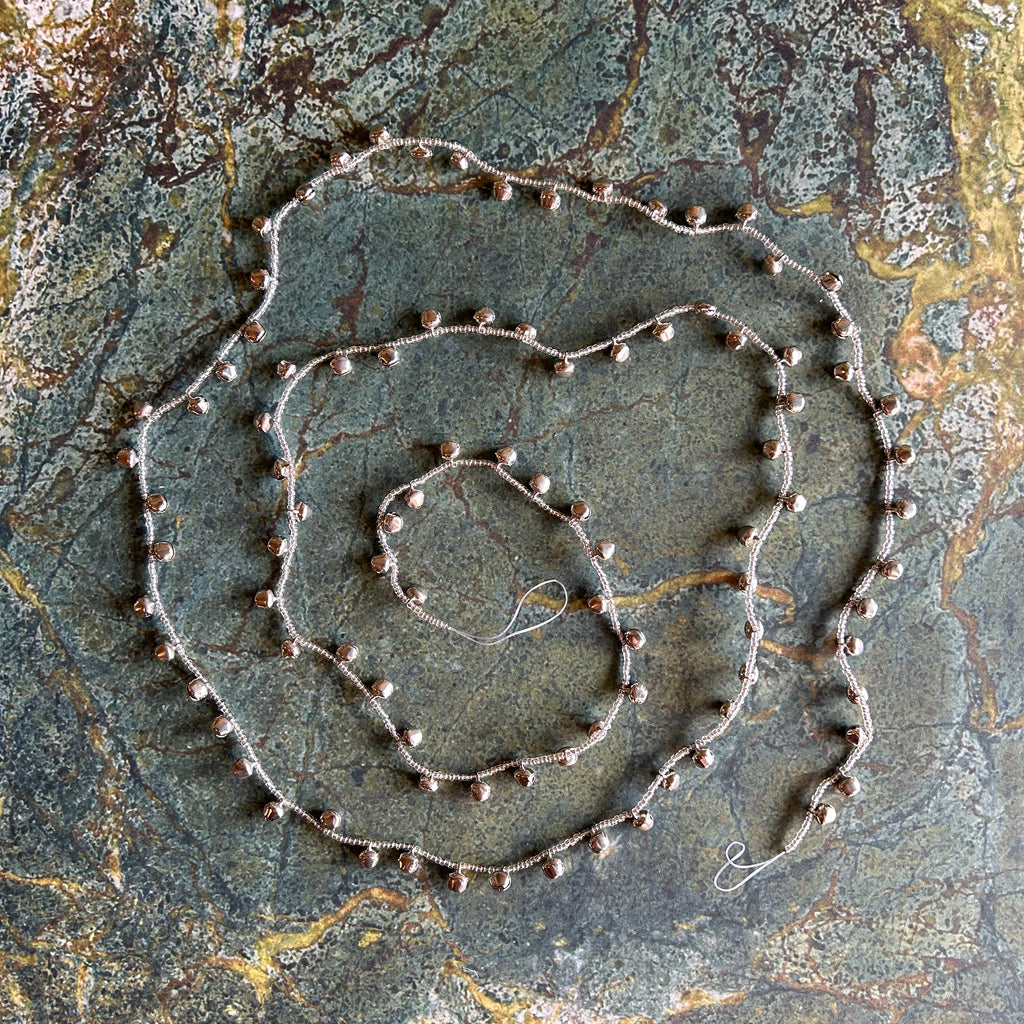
[359,847,380,868]
[595,540,615,560]
[134,596,154,617]
[337,642,359,662]
[405,586,427,605]
[186,678,209,701]
[652,322,674,343]
[398,852,420,874]
[661,771,681,791]
[684,205,707,227]
[692,748,714,768]
[254,589,275,608]
[820,271,843,292]
[762,439,782,460]
[440,440,461,459]
[267,536,288,557]
[737,525,759,547]
[785,392,806,412]
[762,254,783,275]
[628,683,648,704]
[516,323,538,343]
[243,321,266,343]
[856,597,878,619]
[251,215,271,235]
[402,728,423,748]
[589,832,611,853]
[832,317,854,338]
[216,361,238,382]
[117,448,138,468]
[735,203,757,222]
[330,149,350,170]
[495,446,517,466]
[371,679,394,699]
[382,512,403,534]
[133,401,153,420]
[540,189,561,211]
[254,412,273,433]
[211,716,233,738]
[379,346,400,367]
[320,809,341,830]
[281,639,300,658]
[490,871,511,891]
[844,635,864,656]
[473,307,495,325]
[542,858,564,879]
[330,355,352,376]
[833,362,855,382]
[893,444,916,466]
[556,748,578,767]
[648,200,668,219]
[264,801,285,822]
[784,492,807,513]
[154,641,175,662]
[624,628,646,650]
[514,766,535,787]
[587,594,608,614]
[272,458,291,479]
[146,493,168,514]
[719,701,733,719]
[570,500,591,521]
[231,757,252,778]
[250,268,271,289]
[421,309,442,329]
[403,488,425,510]
[370,554,391,574]
[633,810,654,831]
[880,559,904,580]
[782,346,802,366]
[530,473,551,494]
[846,726,862,745]
[410,144,432,160]
[879,394,901,416]
[368,125,390,144]
[470,781,491,802]
[492,179,512,201]
[295,183,316,204]
[447,870,469,893]
[588,720,607,740]
[450,150,469,170]
[276,360,296,379]
[152,541,175,562]
[894,498,917,520]
[813,803,838,825]
[837,776,861,798]
[418,775,438,793]
[554,359,575,377]
[725,330,746,350]
[610,343,630,362]
[592,181,613,200]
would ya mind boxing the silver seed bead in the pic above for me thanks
[692,748,714,768]
[250,268,271,289]
[337,642,359,662]
[514,766,535,787]
[211,715,233,738]
[254,589,275,608]
[844,635,865,656]
[281,639,300,659]
[893,444,916,466]
[784,492,807,513]
[490,871,511,891]
[782,346,802,366]
[133,400,154,420]
[251,215,271,235]
[832,317,854,339]
[590,831,611,853]
[737,525,759,547]
[264,801,286,822]
[492,179,512,201]
[684,205,707,227]
[295,183,316,204]
[628,682,648,704]
[881,559,904,580]
[330,355,353,376]
[846,726,862,745]
[633,810,654,831]
[382,512,403,534]
[530,473,551,495]
[587,594,609,614]
[595,540,615,560]
[554,359,575,377]
[254,412,273,433]
[837,776,861,798]
[661,771,681,790]
[402,728,423,748]
[410,144,431,160]
[540,189,560,211]
[272,458,291,479]
[154,641,175,662]
[834,362,855,382]
[421,309,442,329]
[243,321,266,343]
[418,775,438,792]
[370,554,391,574]
[736,203,757,223]
[894,498,918,520]
[320,809,341,830]
[276,360,296,379]
[117,448,138,468]
[880,394,901,416]
[785,392,806,412]
[330,149,350,170]
[447,870,469,893]
[216,361,238,382]
[440,440,461,459]
[570,501,591,521]
[406,586,427,605]
[187,678,209,701]
[473,307,495,325]
[146,493,168,514]
[624,628,646,650]
[556,748,578,767]
[379,346,400,367]
[648,200,667,220]
[398,852,420,874]
[368,125,390,145]
[762,254,783,275]
[404,488,425,509]
[267,536,288,557]
[610,343,630,362]
[652,322,674,343]
[820,271,843,292]
[470,781,491,802]
[371,679,394,700]
[725,330,746,351]
[813,803,838,825]
[152,541,175,562]
[134,596,154,617]
[542,858,564,879]
[231,757,252,779]
[450,150,470,171]
[359,847,380,868]
[856,597,879,619]
[762,439,782,460]
[592,181,613,200]
[495,446,517,466]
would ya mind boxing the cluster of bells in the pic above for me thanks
[116,128,920,887]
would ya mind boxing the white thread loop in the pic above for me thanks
[713,841,787,892]
[450,579,569,645]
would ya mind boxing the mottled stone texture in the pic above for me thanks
[1,0,1022,1021]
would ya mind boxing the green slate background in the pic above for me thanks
[2,1,1022,1021]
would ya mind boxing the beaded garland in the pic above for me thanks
[119,128,915,894]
